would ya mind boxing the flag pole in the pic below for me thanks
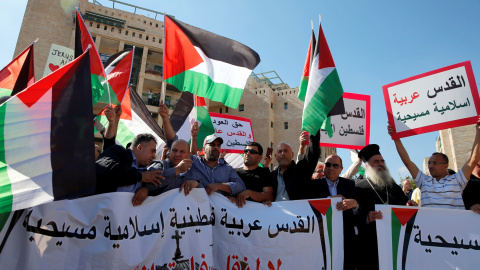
[311,20,313,31]
[161,12,166,105]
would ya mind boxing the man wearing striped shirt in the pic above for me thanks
[388,120,480,209]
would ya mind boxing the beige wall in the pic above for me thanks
[15,0,78,81]
[436,125,476,171]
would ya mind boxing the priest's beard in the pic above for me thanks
[366,164,395,189]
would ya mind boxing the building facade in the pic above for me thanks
[14,0,335,168]
[436,124,476,172]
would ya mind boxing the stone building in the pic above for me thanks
[436,124,476,171]
[13,0,335,168]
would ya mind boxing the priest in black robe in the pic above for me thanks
[355,144,414,270]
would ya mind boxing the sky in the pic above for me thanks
[1,0,480,183]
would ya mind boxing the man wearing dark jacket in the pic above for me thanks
[272,130,320,201]
[95,133,163,194]
[307,154,358,270]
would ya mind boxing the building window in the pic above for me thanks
[156,23,159,27]
[270,142,273,148]
[150,22,152,26]
[152,37,156,42]
[239,104,244,111]
[104,25,107,30]
[132,32,135,37]
[139,34,142,39]
[96,24,100,29]
[271,103,273,109]
[111,27,114,32]
[89,22,93,27]
[284,122,288,129]
[284,102,288,110]
[271,122,273,128]
[118,29,122,34]
[146,36,149,40]
[225,107,229,113]
[219,108,222,113]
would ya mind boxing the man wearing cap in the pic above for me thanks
[229,142,275,207]
[161,112,245,196]
[307,154,358,270]
[354,144,413,270]
[272,130,320,201]
[389,122,480,209]
[188,133,246,195]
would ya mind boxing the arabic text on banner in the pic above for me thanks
[0,190,344,270]
[376,205,480,270]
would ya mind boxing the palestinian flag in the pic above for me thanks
[297,29,316,102]
[97,88,166,155]
[94,48,134,134]
[0,43,35,99]
[170,92,215,149]
[104,48,134,105]
[302,23,345,134]
[164,15,260,109]
[75,9,118,105]
[0,49,95,214]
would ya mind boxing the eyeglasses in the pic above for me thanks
[325,162,340,168]
[427,161,448,166]
[244,149,260,155]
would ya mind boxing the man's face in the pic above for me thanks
[427,154,448,177]
[244,146,262,167]
[134,140,157,167]
[324,156,343,181]
[312,164,324,179]
[275,144,294,167]
[204,139,222,161]
[403,180,412,191]
[170,141,190,167]
[367,154,385,171]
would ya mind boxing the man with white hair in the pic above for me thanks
[272,131,320,201]
[354,144,415,270]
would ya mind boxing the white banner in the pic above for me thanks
[376,205,480,270]
[0,190,343,270]
[210,112,254,153]
[43,44,74,77]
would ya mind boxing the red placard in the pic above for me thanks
[320,92,370,150]
[209,113,255,153]
[383,61,480,139]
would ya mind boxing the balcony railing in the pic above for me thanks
[141,93,178,110]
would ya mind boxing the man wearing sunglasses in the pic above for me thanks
[229,142,275,207]
[389,120,480,209]
[307,154,357,270]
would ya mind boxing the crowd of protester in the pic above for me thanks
[93,101,480,270]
